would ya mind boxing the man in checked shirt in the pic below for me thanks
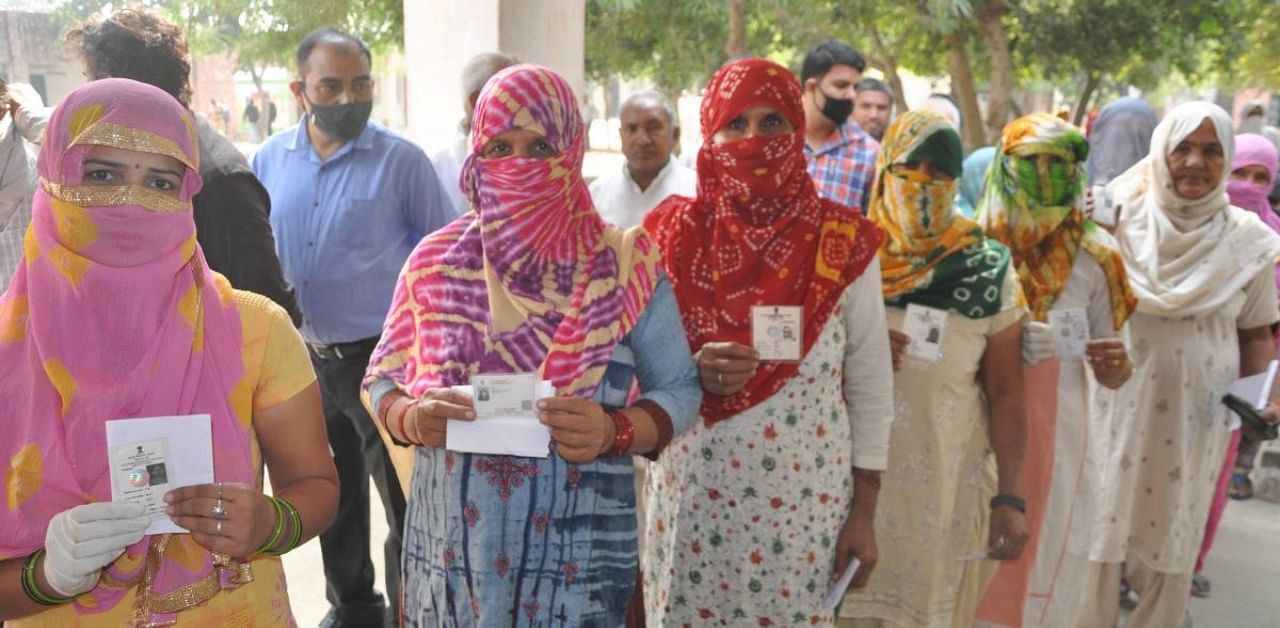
[799,39,881,214]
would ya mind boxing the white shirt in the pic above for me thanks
[589,158,696,229]
[428,133,469,216]
[0,104,45,292]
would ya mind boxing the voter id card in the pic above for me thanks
[471,373,538,417]
[751,305,803,362]
[903,303,948,362]
[1049,307,1089,361]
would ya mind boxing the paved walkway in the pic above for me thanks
[282,483,1280,626]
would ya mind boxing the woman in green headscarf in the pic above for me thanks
[974,113,1136,628]
[838,110,1029,628]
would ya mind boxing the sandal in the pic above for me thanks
[1230,472,1254,500]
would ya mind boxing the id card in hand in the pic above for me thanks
[1049,307,1089,361]
[903,303,948,362]
[472,373,538,417]
[751,305,803,362]
[109,439,173,520]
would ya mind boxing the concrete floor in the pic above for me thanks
[1182,498,1280,627]
[281,484,1280,627]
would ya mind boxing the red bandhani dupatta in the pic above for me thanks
[644,58,881,426]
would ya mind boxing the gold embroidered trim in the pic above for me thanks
[71,122,195,170]
[42,179,190,213]
[146,571,221,614]
[129,535,254,626]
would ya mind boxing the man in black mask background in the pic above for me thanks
[799,39,881,213]
[252,26,456,628]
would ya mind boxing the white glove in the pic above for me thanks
[1021,321,1057,365]
[43,501,149,597]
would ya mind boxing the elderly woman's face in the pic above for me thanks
[481,129,558,160]
[1167,119,1225,200]
[82,145,185,199]
[712,105,795,145]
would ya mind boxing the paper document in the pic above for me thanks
[1048,307,1089,361]
[105,414,215,535]
[1226,360,1280,431]
[822,557,862,609]
[903,303,947,363]
[751,305,803,362]
[448,380,555,458]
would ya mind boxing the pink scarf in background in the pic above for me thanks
[0,78,254,625]
[1228,133,1280,299]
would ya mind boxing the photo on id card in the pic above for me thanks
[109,439,173,519]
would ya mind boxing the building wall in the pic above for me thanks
[1,11,82,107]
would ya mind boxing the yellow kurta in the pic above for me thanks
[12,289,316,628]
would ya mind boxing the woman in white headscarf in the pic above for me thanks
[1079,102,1280,628]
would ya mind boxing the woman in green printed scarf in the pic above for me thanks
[838,110,1030,628]
[973,113,1136,628]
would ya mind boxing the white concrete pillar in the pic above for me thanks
[402,0,585,152]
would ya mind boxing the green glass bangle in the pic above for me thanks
[284,498,303,551]
[21,549,78,606]
[264,497,304,556]
[256,496,287,554]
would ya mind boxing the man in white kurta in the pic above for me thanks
[589,91,695,228]
[0,82,46,292]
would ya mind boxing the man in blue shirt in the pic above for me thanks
[252,27,455,628]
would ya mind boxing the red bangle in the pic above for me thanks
[381,397,415,446]
[606,410,635,457]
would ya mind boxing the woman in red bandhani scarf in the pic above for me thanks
[641,58,892,624]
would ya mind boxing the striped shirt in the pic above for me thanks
[804,119,880,213]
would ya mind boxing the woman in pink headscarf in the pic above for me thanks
[0,78,337,626]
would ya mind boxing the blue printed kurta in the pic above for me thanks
[399,279,700,627]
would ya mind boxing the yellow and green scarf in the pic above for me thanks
[870,109,1013,318]
[977,113,1136,329]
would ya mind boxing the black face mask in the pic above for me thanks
[305,93,372,142]
[818,89,854,126]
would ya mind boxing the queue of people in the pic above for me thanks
[0,9,1278,628]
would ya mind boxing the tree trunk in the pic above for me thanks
[947,31,987,151]
[1072,71,1102,127]
[884,63,909,114]
[725,0,748,58]
[975,0,1014,143]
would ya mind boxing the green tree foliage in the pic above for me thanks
[1011,0,1251,122]
[54,0,402,81]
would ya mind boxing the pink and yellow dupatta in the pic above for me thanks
[0,79,255,625]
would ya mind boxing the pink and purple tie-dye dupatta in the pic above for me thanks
[0,78,255,625]
[365,64,659,403]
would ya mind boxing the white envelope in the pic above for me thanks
[447,381,555,458]
[822,557,861,609]
[105,414,215,535]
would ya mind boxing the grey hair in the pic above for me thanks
[459,51,518,133]
[621,90,678,129]
[461,51,518,101]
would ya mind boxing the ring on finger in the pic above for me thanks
[717,371,723,385]
[215,519,223,536]
[211,497,227,519]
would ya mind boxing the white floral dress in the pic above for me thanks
[644,270,895,626]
